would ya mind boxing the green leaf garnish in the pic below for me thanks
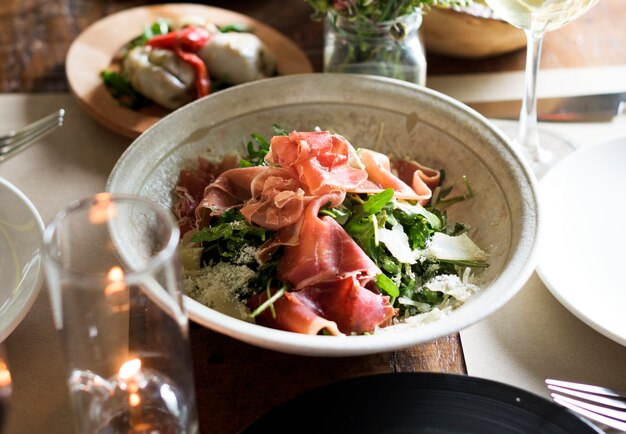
[272,124,289,136]
[100,70,150,109]
[376,273,399,297]
[249,284,288,318]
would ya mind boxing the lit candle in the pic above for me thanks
[104,266,126,296]
[89,192,117,224]
[0,359,11,399]
[118,358,144,430]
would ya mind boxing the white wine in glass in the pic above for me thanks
[482,0,599,177]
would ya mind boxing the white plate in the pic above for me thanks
[537,136,626,346]
[0,178,45,342]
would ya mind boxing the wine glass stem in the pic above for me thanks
[517,29,552,165]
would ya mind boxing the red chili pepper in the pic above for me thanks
[147,27,211,51]
[176,48,211,98]
[147,27,212,98]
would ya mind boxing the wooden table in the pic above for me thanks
[2,1,625,433]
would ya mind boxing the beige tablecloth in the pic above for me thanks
[0,94,130,434]
[429,65,626,400]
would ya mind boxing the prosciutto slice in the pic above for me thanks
[297,277,394,334]
[359,149,433,204]
[250,276,394,335]
[391,156,441,192]
[174,155,238,233]
[174,168,212,234]
[195,166,263,223]
[278,193,379,290]
[266,193,394,334]
[240,167,312,230]
[266,131,368,194]
[249,291,342,336]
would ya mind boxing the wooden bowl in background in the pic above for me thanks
[422,3,526,58]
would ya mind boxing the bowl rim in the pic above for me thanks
[0,177,45,343]
[107,73,541,356]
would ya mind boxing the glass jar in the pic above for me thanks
[323,11,427,86]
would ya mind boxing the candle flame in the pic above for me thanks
[105,266,126,296]
[0,361,11,388]
[89,193,117,224]
[119,358,141,381]
[129,392,141,407]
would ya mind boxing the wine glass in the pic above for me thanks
[482,0,599,177]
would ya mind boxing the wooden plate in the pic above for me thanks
[66,3,314,139]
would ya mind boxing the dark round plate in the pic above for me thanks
[243,373,601,434]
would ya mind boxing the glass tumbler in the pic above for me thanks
[43,193,198,434]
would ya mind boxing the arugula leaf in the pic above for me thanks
[247,259,281,297]
[438,258,489,268]
[392,203,439,250]
[126,19,171,49]
[363,188,394,214]
[418,287,445,305]
[192,209,269,266]
[100,70,150,109]
[376,273,399,297]
[434,175,474,208]
[218,23,251,33]
[319,206,351,225]
[272,124,289,136]
[344,189,394,231]
[192,220,266,244]
[239,124,289,167]
[394,201,441,231]
[343,189,395,260]
[249,284,287,318]
[239,132,270,167]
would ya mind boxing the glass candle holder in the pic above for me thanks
[43,193,198,434]
[323,11,427,86]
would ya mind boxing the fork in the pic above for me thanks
[547,379,626,432]
[0,109,65,162]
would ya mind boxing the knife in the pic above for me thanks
[466,91,626,122]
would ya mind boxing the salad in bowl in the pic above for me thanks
[176,125,488,336]
[107,74,539,356]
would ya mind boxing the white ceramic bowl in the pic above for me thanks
[0,178,45,342]
[107,74,540,356]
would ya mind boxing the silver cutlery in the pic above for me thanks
[547,379,626,432]
[0,109,65,162]
[468,91,626,122]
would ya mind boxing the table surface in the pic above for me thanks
[2,0,625,433]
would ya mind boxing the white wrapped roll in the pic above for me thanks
[123,46,195,110]
[198,32,276,85]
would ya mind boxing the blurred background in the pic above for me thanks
[2,0,625,92]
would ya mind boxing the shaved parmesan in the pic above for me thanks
[183,262,255,322]
[424,274,479,302]
[378,223,416,264]
[427,232,487,262]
